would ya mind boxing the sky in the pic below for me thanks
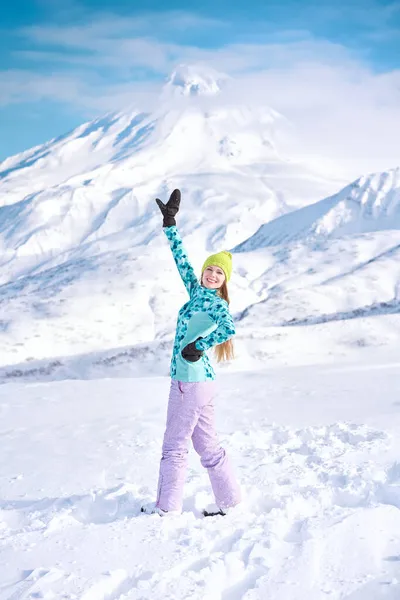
[1,0,400,174]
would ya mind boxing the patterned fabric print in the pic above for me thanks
[164,226,236,382]
[195,304,236,352]
[164,226,199,298]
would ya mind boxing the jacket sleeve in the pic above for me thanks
[164,226,199,297]
[195,301,236,351]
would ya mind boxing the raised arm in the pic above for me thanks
[195,300,236,352]
[164,226,199,296]
[156,188,198,296]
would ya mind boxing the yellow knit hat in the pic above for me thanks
[201,251,233,282]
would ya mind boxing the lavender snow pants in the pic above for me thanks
[156,379,241,512]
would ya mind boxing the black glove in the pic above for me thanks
[182,338,204,362]
[155,189,181,227]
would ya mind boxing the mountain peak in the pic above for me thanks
[164,64,227,97]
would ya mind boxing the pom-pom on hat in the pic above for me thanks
[201,251,232,282]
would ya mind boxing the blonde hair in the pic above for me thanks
[215,280,234,362]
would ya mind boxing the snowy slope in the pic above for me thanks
[229,168,400,329]
[0,64,337,266]
[3,165,399,370]
[0,65,348,366]
[0,66,343,278]
[234,168,400,251]
[0,64,399,372]
[1,361,400,599]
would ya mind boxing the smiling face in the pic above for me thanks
[201,265,226,289]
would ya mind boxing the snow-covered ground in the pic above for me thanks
[1,355,400,599]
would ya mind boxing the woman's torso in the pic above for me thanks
[170,285,222,382]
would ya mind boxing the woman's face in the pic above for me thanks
[202,265,226,289]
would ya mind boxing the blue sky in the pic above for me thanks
[1,0,399,161]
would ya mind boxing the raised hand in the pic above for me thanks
[155,189,181,227]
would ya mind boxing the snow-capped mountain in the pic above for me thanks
[231,168,400,332]
[0,65,342,283]
[163,63,228,97]
[0,64,399,374]
[234,168,400,251]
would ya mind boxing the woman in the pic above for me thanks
[141,189,241,517]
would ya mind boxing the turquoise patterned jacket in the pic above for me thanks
[165,226,236,382]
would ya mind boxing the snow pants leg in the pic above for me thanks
[156,379,241,512]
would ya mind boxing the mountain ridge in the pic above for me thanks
[234,167,400,252]
[0,64,399,370]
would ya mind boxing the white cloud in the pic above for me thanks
[223,63,400,178]
[0,69,159,115]
[19,11,225,48]
[2,10,400,179]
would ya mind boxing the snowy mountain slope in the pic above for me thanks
[0,168,332,286]
[0,65,342,286]
[3,207,400,371]
[234,168,400,252]
[1,177,400,369]
[1,65,400,370]
[227,169,400,329]
[230,230,400,326]
[0,64,355,367]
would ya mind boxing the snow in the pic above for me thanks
[164,64,228,97]
[1,63,400,598]
[1,360,400,599]
[0,64,352,368]
[0,66,399,368]
[235,168,400,252]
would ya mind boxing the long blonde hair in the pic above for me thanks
[215,280,234,363]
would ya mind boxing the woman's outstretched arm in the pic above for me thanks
[164,226,199,296]
[156,188,198,296]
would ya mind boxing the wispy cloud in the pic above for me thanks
[1,7,400,178]
[0,68,159,113]
[268,0,400,34]
[11,12,227,76]
[19,11,226,47]
[2,33,364,111]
